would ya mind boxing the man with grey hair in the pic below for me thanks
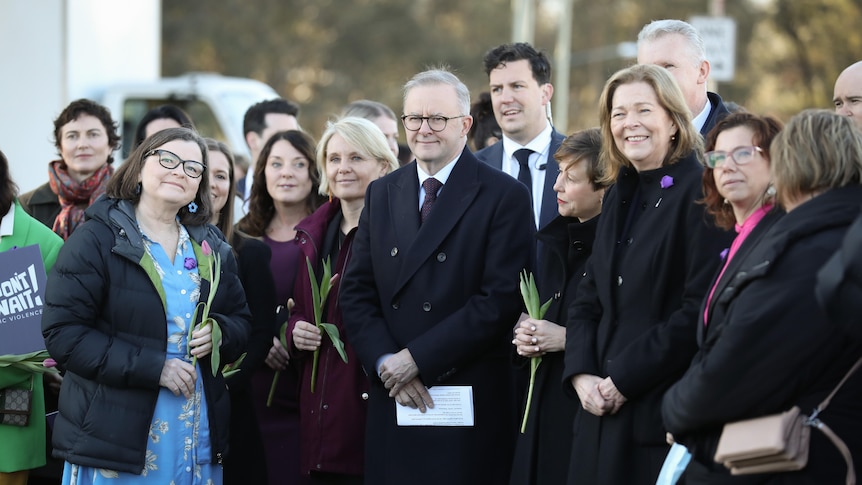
[341,68,534,484]
[637,19,730,135]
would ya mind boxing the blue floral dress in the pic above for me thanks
[63,225,221,485]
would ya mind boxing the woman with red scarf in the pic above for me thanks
[19,99,120,240]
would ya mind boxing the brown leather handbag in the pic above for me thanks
[714,357,861,484]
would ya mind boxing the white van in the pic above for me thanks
[102,72,280,161]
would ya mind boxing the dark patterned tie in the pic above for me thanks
[420,177,443,223]
[514,148,534,196]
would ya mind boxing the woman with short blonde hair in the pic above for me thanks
[288,117,398,484]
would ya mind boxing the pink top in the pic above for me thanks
[703,204,774,325]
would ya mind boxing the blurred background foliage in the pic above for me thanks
[164,0,862,140]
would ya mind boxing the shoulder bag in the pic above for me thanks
[714,356,862,484]
[0,375,33,427]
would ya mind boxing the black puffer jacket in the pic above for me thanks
[42,197,251,473]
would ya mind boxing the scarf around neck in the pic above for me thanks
[47,160,113,239]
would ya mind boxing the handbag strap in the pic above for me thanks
[815,356,862,414]
[811,421,856,485]
[807,355,862,485]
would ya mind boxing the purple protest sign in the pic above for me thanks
[0,245,48,355]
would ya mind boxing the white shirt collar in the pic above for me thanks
[501,122,553,162]
[0,201,15,237]
[417,154,459,186]
[416,155,459,210]
[692,98,712,133]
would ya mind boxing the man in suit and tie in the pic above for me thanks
[476,42,562,231]
[340,68,535,485]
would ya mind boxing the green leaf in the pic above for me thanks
[538,297,553,320]
[278,321,289,349]
[306,257,322,325]
[311,349,320,393]
[319,257,333,305]
[206,251,221,312]
[307,257,343,394]
[319,322,348,363]
[222,352,247,378]
[519,273,531,309]
[188,302,204,364]
[528,273,540,316]
[0,351,44,364]
[0,351,60,375]
[519,269,546,318]
[266,370,280,406]
[209,319,223,377]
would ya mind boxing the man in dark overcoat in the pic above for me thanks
[340,68,535,485]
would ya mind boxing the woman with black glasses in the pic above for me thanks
[42,127,251,484]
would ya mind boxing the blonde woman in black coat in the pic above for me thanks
[562,64,734,485]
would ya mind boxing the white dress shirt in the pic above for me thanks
[500,122,553,227]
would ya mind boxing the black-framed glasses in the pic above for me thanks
[146,149,206,178]
[703,146,763,169]
[400,115,465,132]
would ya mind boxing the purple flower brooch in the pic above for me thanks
[655,176,674,207]
[184,257,197,270]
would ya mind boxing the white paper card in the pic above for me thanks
[395,385,474,426]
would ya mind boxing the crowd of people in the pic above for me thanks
[0,16,861,485]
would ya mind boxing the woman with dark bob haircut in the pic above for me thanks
[19,99,121,239]
[42,127,251,484]
[511,127,607,485]
[663,109,862,483]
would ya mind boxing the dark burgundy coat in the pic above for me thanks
[287,199,368,477]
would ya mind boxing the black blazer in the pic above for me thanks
[224,233,275,484]
[663,186,862,484]
[701,91,731,137]
[475,129,564,230]
[341,147,535,485]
